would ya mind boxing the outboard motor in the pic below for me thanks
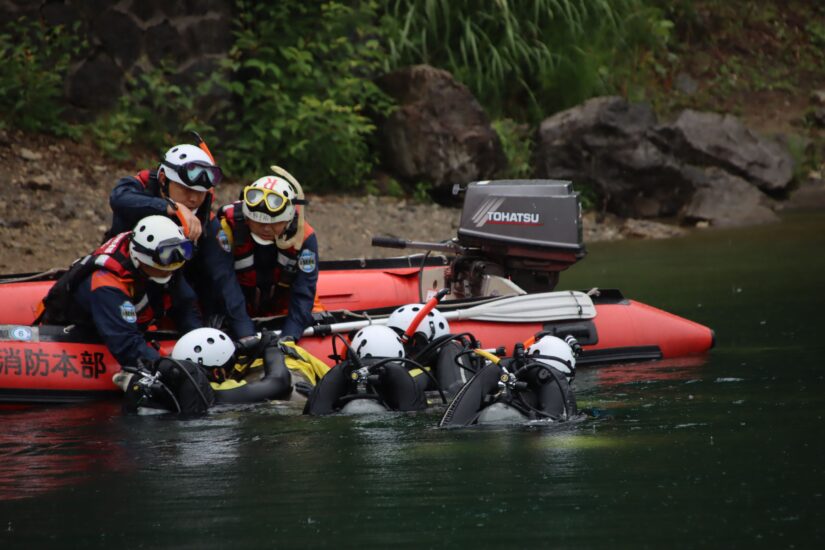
[453,179,586,292]
[372,180,586,296]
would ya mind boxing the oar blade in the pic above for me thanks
[450,291,595,323]
[303,291,596,337]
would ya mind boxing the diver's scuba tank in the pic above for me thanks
[439,334,580,427]
[304,325,428,415]
[121,357,215,415]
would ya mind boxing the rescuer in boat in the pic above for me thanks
[439,334,581,427]
[35,215,202,368]
[304,325,429,415]
[118,327,330,414]
[104,135,256,343]
[217,168,322,343]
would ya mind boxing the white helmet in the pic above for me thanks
[526,335,576,374]
[351,325,404,360]
[387,304,450,341]
[159,144,220,192]
[129,215,192,284]
[241,175,297,227]
[171,328,236,368]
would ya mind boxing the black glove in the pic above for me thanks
[236,335,261,355]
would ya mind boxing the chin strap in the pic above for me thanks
[270,165,306,250]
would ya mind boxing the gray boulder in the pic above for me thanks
[681,167,779,227]
[94,9,142,69]
[145,19,189,66]
[535,96,795,225]
[66,53,123,113]
[652,110,794,193]
[375,65,506,201]
[785,178,825,211]
[535,96,694,217]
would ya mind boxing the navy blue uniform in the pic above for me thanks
[74,269,201,366]
[218,203,322,341]
[106,171,255,339]
[279,232,320,339]
[107,173,172,237]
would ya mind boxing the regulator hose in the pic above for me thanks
[366,356,448,405]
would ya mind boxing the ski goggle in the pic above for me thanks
[133,238,195,268]
[243,186,289,215]
[161,160,223,190]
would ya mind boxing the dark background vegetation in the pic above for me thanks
[1,0,823,204]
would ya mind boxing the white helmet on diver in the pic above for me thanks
[526,335,576,375]
[129,215,194,284]
[171,328,236,369]
[386,304,450,341]
[351,325,405,360]
[159,144,222,192]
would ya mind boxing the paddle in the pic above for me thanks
[302,290,595,337]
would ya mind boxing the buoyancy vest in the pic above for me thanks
[136,168,162,195]
[218,202,317,315]
[36,232,169,327]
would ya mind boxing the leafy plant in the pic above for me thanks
[214,0,394,188]
[574,182,600,212]
[0,18,83,133]
[785,133,821,184]
[380,0,672,121]
[492,118,533,179]
[89,65,215,159]
[412,181,431,202]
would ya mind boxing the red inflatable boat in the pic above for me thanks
[0,180,714,403]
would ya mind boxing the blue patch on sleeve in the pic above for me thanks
[217,229,232,253]
[298,249,317,273]
[120,301,137,323]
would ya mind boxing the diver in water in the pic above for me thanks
[439,334,581,427]
[303,325,431,415]
[305,292,488,416]
[118,327,330,414]
[384,302,481,397]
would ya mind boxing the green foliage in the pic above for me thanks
[647,0,825,116]
[574,182,600,212]
[380,0,673,121]
[412,181,431,202]
[0,18,82,133]
[785,133,822,184]
[89,66,215,159]
[807,19,825,50]
[492,118,533,179]
[215,0,394,188]
[8,0,819,206]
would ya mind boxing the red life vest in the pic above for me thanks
[37,232,169,327]
[218,202,316,316]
